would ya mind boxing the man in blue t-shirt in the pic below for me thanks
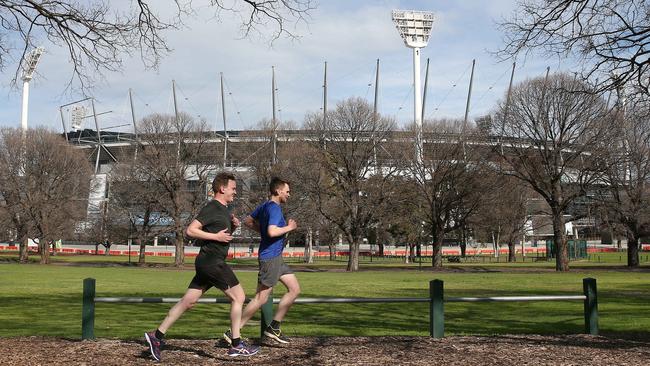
[223,177,299,345]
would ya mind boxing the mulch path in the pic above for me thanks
[1,334,649,365]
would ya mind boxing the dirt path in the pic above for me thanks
[1,334,648,365]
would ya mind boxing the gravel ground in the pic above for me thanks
[1,334,649,366]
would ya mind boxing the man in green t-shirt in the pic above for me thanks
[144,172,259,361]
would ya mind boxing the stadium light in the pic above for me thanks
[20,47,45,132]
[71,105,86,131]
[392,10,434,164]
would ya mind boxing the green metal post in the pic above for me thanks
[260,291,274,338]
[583,278,598,335]
[430,279,444,338]
[82,278,96,340]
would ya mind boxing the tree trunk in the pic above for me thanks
[404,244,410,264]
[460,227,467,257]
[508,241,516,262]
[13,214,29,262]
[174,228,185,267]
[627,232,640,267]
[347,238,360,272]
[551,210,569,271]
[305,228,313,264]
[431,227,444,268]
[493,227,501,258]
[39,238,50,264]
[329,243,335,261]
[19,236,29,263]
[137,238,147,264]
[409,244,416,262]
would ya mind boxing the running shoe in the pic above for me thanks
[223,328,233,345]
[264,326,290,344]
[227,341,260,357]
[144,331,164,361]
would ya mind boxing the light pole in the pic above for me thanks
[392,10,433,165]
[20,47,44,132]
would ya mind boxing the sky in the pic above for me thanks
[0,0,578,134]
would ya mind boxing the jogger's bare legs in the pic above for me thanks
[240,284,273,328]
[158,288,204,334]
[273,273,300,322]
[223,284,246,339]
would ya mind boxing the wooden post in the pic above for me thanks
[82,278,96,339]
[583,278,598,335]
[430,279,444,338]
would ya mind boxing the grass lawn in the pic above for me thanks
[1,259,648,341]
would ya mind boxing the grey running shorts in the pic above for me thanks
[258,255,293,287]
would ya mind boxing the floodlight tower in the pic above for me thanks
[20,47,44,132]
[392,10,433,164]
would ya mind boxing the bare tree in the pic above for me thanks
[0,128,91,263]
[0,0,316,89]
[378,177,423,262]
[0,206,11,242]
[407,120,493,268]
[598,93,650,266]
[133,112,212,266]
[472,174,530,262]
[278,140,341,263]
[0,128,31,261]
[498,0,650,95]
[297,98,397,272]
[108,163,167,264]
[492,73,614,271]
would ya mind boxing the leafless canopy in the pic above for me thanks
[597,92,650,266]
[498,0,650,95]
[406,120,493,267]
[298,97,398,271]
[0,128,92,263]
[493,73,615,271]
[132,112,213,266]
[229,0,315,39]
[0,0,315,90]
[495,73,613,207]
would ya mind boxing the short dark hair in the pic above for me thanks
[269,177,289,196]
[212,172,236,193]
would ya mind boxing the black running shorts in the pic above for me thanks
[189,260,239,291]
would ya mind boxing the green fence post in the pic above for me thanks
[583,278,598,335]
[429,279,444,338]
[82,278,96,340]
[260,291,274,338]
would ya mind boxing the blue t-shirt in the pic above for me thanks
[250,201,286,260]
